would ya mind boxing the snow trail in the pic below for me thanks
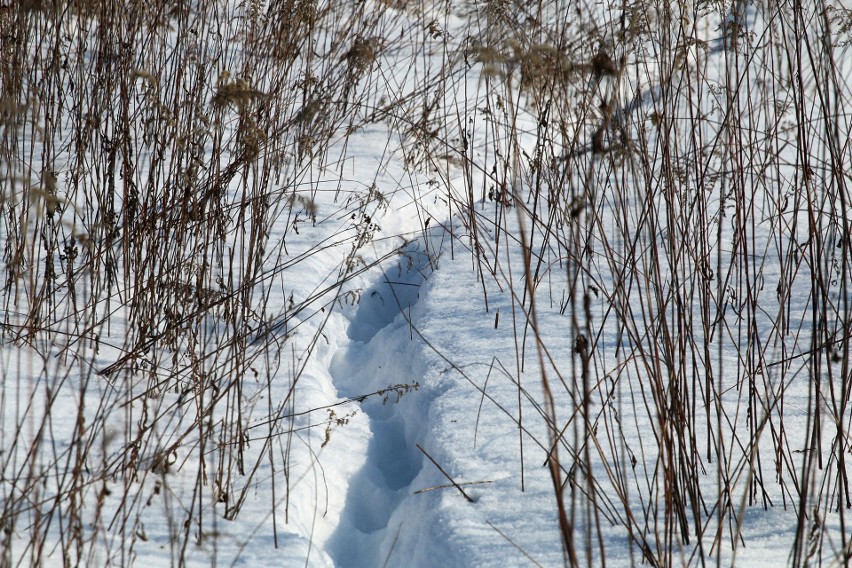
[327,239,436,566]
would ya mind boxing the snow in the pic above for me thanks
[3,0,852,566]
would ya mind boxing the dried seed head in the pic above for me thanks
[591,51,619,77]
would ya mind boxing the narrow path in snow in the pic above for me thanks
[327,241,434,567]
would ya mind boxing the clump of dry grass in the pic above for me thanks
[390,0,852,565]
[0,0,424,564]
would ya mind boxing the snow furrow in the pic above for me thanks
[328,239,435,567]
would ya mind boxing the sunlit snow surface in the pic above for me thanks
[3,0,852,566]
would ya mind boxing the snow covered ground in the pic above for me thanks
[2,0,852,566]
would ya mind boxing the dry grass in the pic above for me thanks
[1,0,419,564]
[394,0,852,565]
[2,0,851,566]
